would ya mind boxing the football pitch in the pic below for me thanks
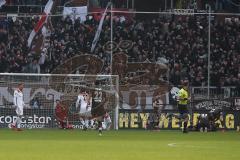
[0,129,239,160]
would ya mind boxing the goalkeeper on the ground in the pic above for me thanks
[196,109,224,132]
[55,100,71,129]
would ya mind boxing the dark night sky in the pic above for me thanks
[135,0,163,11]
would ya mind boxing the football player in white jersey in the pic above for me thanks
[11,83,25,131]
[102,112,112,130]
[76,91,92,130]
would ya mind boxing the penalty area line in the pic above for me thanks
[167,143,216,149]
[167,143,177,147]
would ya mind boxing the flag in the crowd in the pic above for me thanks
[0,0,6,8]
[90,2,111,53]
[27,0,53,47]
[30,18,53,55]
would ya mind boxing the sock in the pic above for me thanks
[60,121,64,128]
[184,121,187,130]
[13,117,17,127]
[98,120,103,134]
[16,117,21,128]
[85,119,89,128]
[80,119,85,128]
[90,120,94,127]
[98,127,102,134]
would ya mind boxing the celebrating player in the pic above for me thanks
[74,83,110,135]
[11,83,25,131]
[76,91,91,115]
[91,87,106,135]
[76,90,92,130]
[177,81,191,133]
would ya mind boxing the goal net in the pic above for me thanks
[0,73,119,130]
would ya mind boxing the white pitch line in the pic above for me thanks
[167,143,216,149]
[167,143,177,147]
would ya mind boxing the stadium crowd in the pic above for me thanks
[5,0,64,5]
[0,12,240,89]
[4,0,125,8]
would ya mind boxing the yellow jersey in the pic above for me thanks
[178,88,189,105]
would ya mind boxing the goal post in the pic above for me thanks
[0,73,119,130]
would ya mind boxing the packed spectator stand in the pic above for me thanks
[0,0,239,93]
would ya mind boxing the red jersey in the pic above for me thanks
[55,104,68,121]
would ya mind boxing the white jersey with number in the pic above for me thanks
[13,89,24,116]
[76,94,90,114]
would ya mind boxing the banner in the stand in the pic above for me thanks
[118,110,239,130]
[63,6,88,22]
[0,108,55,129]
[0,108,85,129]
[235,97,240,110]
[0,108,239,130]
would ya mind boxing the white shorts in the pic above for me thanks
[16,107,23,116]
[79,111,92,118]
[105,117,112,124]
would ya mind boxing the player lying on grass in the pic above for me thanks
[11,83,25,131]
[196,109,224,132]
[55,100,73,129]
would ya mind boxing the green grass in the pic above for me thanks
[0,129,239,160]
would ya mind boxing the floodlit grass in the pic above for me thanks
[0,129,239,160]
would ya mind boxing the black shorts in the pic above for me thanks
[199,117,209,128]
[178,104,188,114]
[178,104,188,119]
[91,102,105,118]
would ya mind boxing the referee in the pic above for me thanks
[177,81,191,133]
